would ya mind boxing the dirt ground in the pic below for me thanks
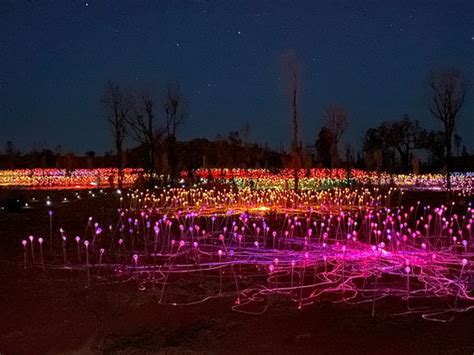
[1,188,473,355]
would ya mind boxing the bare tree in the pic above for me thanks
[163,81,188,182]
[126,90,168,184]
[281,51,302,192]
[427,69,468,190]
[102,82,128,189]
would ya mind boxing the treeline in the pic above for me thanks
[2,126,473,174]
[126,133,288,173]
[0,64,471,192]
[361,115,470,173]
[0,134,287,171]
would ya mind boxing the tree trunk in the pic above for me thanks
[401,152,410,174]
[292,85,299,193]
[117,144,123,189]
[168,136,178,183]
[446,131,452,192]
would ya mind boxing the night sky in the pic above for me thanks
[1,0,473,154]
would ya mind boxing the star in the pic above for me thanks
[85,2,89,7]
[237,30,241,35]
[176,42,180,47]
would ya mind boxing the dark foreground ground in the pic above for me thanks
[1,188,473,355]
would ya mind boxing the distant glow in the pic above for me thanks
[0,168,141,189]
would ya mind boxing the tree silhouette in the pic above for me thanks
[163,81,188,183]
[281,51,302,192]
[315,126,337,169]
[126,90,167,183]
[384,115,427,173]
[362,115,428,173]
[323,104,348,166]
[426,69,468,190]
[102,82,129,189]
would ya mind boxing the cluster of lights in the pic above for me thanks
[188,168,474,193]
[0,168,141,189]
[20,187,473,321]
[0,168,472,193]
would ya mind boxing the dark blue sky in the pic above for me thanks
[1,0,473,154]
